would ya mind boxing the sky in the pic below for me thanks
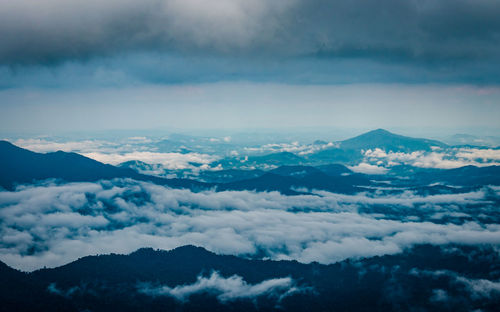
[1,0,500,133]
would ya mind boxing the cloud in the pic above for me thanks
[348,163,389,174]
[13,138,112,153]
[363,148,500,169]
[12,138,154,154]
[0,0,295,65]
[47,283,81,298]
[1,0,500,71]
[410,269,500,299]
[1,179,499,271]
[455,276,500,299]
[456,148,500,162]
[10,137,219,172]
[83,151,218,170]
[138,271,303,303]
[244,141,335,155]
[430,289,449,302]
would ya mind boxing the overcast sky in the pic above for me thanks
[1,0,499,133]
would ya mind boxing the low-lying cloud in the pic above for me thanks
[411,269,500,300]
[348,163,388,175]
[363,148,500,169]
[13,138,152,154]
[244,141,336,156]
[1,179,499,271]
[138,271,302,303]
[83,151,218,170]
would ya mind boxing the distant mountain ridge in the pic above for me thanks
[338,129,447,152]
[1,128,498,193]
[0,140,209,191]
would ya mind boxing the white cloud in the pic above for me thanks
[14,138,111,153]
[11,137,219,172]
[411,269,500,299]
[83,151,218,170]
[244,141,335,155]
[348,163,388,174]
[138,271,302,303]
[0,180,499,271]
[12,138,154,154]
[456,148,500,162]
[455,276,500,299]
[127,136,152,143]
[363,148,500,169]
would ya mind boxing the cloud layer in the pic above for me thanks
[2,0,500,66]
[83,151,218,170]
[1,179,499,271]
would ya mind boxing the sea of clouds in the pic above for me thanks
[1,179,499,271]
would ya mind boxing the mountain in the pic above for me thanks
[338,129,447,152]
[0,261,74,312]
[219,166,369,194]
[0,141,209,190]
[213,152,306,170]
[305,129,448,166]
[269,165,323,178]
[0,141,366,194]
[414,165,500,187]
[316,164,353,176]
[306,148,363,165]
[118,160,167,176]
[197,168,266,183]
[2,244,499,311]
[211,130,450,168]
[219,173,306,195]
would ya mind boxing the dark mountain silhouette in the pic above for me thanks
[0,141,374,194]
[1,139,498,195]
[0,261,74,312]
[219,166,370,194]
[1,244,498,311]
[0,140,209,190]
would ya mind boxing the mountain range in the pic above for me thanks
[1,129,499,194]
[1,244,498,312]
[0,140,208,191]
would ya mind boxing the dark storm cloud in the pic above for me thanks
[1,0,500,66]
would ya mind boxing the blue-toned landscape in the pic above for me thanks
[1,129,500,311]
[1,1,500,311]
